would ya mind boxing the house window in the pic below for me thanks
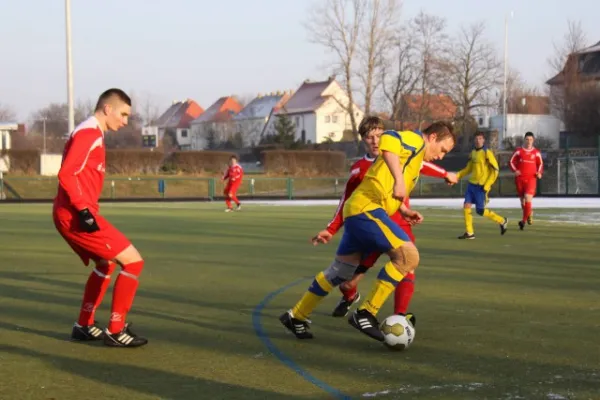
[325,116,331,123]
[478,117,484,125]
[181,129,188,138]
[332,115,339,123]
[295,117,300,127]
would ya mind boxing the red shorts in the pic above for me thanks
[53,211,131,266]
[224,182,241,196]
[516,177,537,197]
[360,211,415,268]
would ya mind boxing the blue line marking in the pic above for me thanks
[252,277,353,400]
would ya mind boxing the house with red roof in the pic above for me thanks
[189,96,243,149]
[145,99,204,149]
[274,77,363,143]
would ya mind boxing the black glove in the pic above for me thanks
[78,208,99,233]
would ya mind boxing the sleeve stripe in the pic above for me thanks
[74,136,103,175]
[423,161,445,173]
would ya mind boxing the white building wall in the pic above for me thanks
[490,114,564,148]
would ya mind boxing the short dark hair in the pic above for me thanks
[95,88,131,111]
[358,116,384,138]
[423,121,456,143]
[524,131,534,138]
[474,131,485,138]
[230,155,238,161]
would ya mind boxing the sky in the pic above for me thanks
[1,0,599,121]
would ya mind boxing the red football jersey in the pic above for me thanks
[224,164,244,184]
[509,147,543,178]
[325,155,448,235]
[53,117,106,219]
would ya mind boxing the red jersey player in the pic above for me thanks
[311,116,458,321]
[222,155,244,212]
[509,131,543,230]
[53,89,147,347]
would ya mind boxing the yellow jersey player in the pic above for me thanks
[456,132,508,239]
[280,122,456,341]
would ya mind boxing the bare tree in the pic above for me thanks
[0,103,17,121]
[439,22,501,150]
[380,28,420,126]
[305,0,365,138]
[548,20,587,75]
[357,0,400,116]
[132,92,161,126]
[411,11,448,129]
[501,68,542,113]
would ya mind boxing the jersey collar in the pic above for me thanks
[364,154,376,162]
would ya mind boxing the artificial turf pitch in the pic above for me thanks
[0,202,598,399]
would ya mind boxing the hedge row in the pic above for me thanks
[262,150,347,176]
[2,149,346,176]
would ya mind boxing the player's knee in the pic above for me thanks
[389,243,420,276]
[323,259,357,286]
[475,208,485,216]
[355,264,369,275]
[121,259,144,278]
[94,260,117,276]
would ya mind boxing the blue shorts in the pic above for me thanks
[464,183,487,210]
[337,208,410,256]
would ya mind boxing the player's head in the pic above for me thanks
[473,131,485,149]
[229,155,238,166]
[358,116,384,157]
[94,88,132,132]
[422,121,456,161]
[524,131,535,148]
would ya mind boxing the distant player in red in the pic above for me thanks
[311,116,458,321]
[509,131,543,230]
[222,155,244,212]
[53,89,147,347]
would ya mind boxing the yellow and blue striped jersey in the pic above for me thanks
[457,146,500,190]
[343,130,425,218]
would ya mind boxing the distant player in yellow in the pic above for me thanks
[457,132,508,239]
[280,122,456,342]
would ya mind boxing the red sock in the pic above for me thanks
[231,193,240,205]
[225,196,232,208]
[339,284,358,301]
[78,262,116,326]
[108,260,144,334]
[394,272,415,315]
[523,202,532,222]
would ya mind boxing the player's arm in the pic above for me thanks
[57,130,101,212]
[421,161,458,185]
[483,150,500,191]
[509,150,520,175]
[325,168,361,236]
[379,132,405,199]
[222,168,229,182]
[536,151,544,178]
[456,157,473,180]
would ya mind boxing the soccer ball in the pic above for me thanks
[380,315,415,351]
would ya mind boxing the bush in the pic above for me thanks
[106,150,164,174]
[262,150,346,175]
[167,151,236,174]
[1,149,40,174]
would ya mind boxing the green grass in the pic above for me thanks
[0,202,599,399]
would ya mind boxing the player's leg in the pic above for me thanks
[459,184,476,239]
[349,209,418,341]
[524,179,536,225]
[332,251,380,317]
[231,183,242,210]
[394,224,416,318]
[280,221,363,339]
[474,184,508,235]
[73,258,117,340]
[53,217,110,341]
[516,178,528,230]
[224,186,233,211]
[104,242,148,347]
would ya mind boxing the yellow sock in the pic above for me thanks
[484,209,505,224]
[291,271,333,320]
[359,262,404,316]
[463,208,474,234]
